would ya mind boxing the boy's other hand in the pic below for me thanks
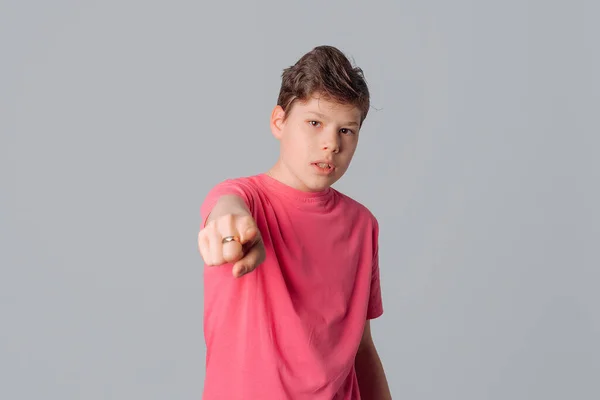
[198,214,266,278]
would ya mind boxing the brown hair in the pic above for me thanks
[277,45,370,124]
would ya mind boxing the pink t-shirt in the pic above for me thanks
[199,173,383,400]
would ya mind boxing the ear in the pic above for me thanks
[270,105,286,139]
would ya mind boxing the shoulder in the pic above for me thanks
[333,189,379,226]
[200,174,264,222]
[209,174,259,189]
[333,189,381,263]
[204,174,264,198]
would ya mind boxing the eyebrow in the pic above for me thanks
[306,111,360,127]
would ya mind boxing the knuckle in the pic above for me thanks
[219,252,229,264]
[220,213,235,224]
[204,218,216,230]
[209,230,222,242]
[238,215,255,228]
[238,214,253,223]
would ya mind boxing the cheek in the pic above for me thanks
[281,133,307,161]
[343,137,358,152]
[285,129,314,151]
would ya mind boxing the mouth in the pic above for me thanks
[311,161,335,174]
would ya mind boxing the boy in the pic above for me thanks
[198,45,391,399]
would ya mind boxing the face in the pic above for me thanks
[269,93,362,192]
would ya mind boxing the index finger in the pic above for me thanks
[235,215,259,245]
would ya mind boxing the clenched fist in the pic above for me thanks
[198,213,266,278]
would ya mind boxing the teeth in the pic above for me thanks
[317,163,330,168]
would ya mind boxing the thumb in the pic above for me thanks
[240,225,259,246]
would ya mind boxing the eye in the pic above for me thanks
[339,128,354,135]
[308,120,321,127]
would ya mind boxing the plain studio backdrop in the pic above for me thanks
[1,1,598,399]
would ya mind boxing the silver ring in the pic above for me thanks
[222,235,239,244]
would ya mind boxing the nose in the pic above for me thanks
[322,130,340,154]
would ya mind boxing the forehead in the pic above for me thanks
[293,94,361,121]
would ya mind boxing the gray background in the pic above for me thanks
[1,0,598,399]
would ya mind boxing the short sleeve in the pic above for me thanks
[200,178,254,229]
[366,217,383,320]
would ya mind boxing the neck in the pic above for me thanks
[266,159,327,193]
[266,160,303,190]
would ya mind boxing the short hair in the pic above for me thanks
[277,45,370,124]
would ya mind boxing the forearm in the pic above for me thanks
[205,195,250,226]
[355,343,392,400]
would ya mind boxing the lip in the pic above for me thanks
[311,160,336,168]
[311,160,336,176]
